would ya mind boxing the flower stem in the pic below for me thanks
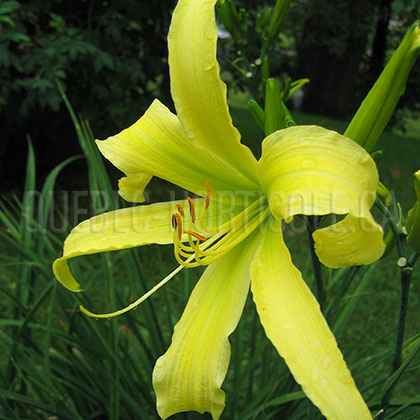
[391,265,413,372]
[306,216,325,311]
[378,252,418,420]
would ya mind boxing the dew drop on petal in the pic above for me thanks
[204,54,215,71]
[311,366,320,382]
[322,355,332,368]
[337,368,352,385]
[320,378,329,389]
[102,149,115,160]
[357,153,371,164]
[300,138,310,145]
[185,128,195,139]
[199,2,212,17]
[205,23,215,40]
[301,158,317,169]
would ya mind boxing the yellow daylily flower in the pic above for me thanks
[53,0,386,419]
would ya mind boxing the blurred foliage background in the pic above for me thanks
[1,0,420,191]
[0,0,176,190]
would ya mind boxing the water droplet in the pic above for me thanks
[154,104,166,114]
[320,378,329,389]
[357,154,371,164]
[300,138,310,145]
[322,355,332,368]
[311,366,320,381]
[301,158,317,169]
[185,128,195,138]
[103,149,115,159]
[205,23,215,40]
[337,369,352,385]
[308,338,321,349]
[204,55,215,71]
[200,1,211,14]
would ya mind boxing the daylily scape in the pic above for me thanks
[53,0,386,419]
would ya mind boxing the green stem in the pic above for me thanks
[306,216,325,311]
[391,265,413,373]
[374,198,404,257]
[379,252,418,420]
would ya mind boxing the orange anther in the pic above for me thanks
[184,230,207,242]
[187,197,196,223]
[175,213,182,240]
[205,181,210,209]
[176,203,185,217]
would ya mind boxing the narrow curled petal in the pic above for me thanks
[251,221,372,420]
[313,213,385,268]
[168,0,258,182]
[97,100,258,204]
[257,125,378,221]
[53,198,242,292]
[153,232,261,420]
[118,173,153,203]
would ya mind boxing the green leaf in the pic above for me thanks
[381,338,420,407]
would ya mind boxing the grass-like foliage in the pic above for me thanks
[1,97,420,419]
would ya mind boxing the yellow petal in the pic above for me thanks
[168,0,258,182]
[313,213,385,268]
[53,198,242,292]
[118,173,153,203]
[97,99,258,205]
[152,232,261,420]
[257,125,378,221]
[251,221,372,420]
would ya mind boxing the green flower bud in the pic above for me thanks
[406,170,420,252]
[345,22,420,152]
[265,0,291,48]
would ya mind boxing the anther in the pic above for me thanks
[176,203,185,217]
[184,230,207,242]
[175,213,182,240]
[171,214,177,230]
[187,197,196,223]
[205,181,210,209]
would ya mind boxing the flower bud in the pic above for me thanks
[406,170,420,252]
[345,22,420,152]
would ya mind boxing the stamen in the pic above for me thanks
[176,203,185,217]
[187,197,196,223]
[205,181,210,209]
[171,213,177,230]
[80,254,196,318]
[184,230,207,242]
[175,195,269,267]
[175,213,182,240]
